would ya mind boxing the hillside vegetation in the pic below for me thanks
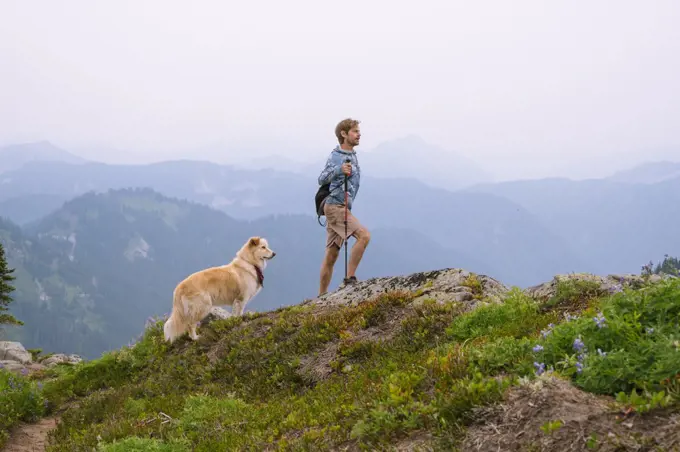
[2,269,677,450]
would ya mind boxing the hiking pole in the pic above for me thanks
[344,158,350,282]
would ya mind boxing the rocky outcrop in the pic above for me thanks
[308,268,510,309]
[524,272,665,301]
[0,341,83,375]
[0,341,33,364]
[40,353,83,368]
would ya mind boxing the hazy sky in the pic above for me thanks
[1,0,679,180]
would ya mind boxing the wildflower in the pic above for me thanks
[540,323,555,338]
[645,327,654,335]
[573,337,585,352]
[597,348,607,357]
[532,344,544,353]
[593,312,606,328]
[0,362,4,369]
[534,362,546,376]
[20,368,28,375]
[608,284,623,294]
[575,361,583,373]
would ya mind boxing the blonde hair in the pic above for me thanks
[335,118,360,144]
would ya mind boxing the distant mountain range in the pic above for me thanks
[0,141,86,173]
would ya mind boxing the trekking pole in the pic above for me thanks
[344,158,350,281]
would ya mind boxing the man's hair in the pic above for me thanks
[335,118,360,144]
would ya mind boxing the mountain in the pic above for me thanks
[464,176,680,274]
[1,188,478,359]
[0,160,310,220]
[606,160,680,184]
[0,159,579,287]
[0,194,70,226]
[0,141,86,173]
[346,135,493,190]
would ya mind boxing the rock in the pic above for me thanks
[0,341,32,364]
[0,360,46,375]
[40,353,83,368]
[307,268,510,309]
[0,360,27,372]
[200,306,233,325]
[524,272,663,301]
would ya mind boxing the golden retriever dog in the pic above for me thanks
[163,236,276,343]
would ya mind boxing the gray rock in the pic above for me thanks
[524,272,663,301]
[0,341,32,364]
[200,306,233,325]
[41,353,83,368]
[0,360,27,372]
[307,268,510,310]
[0,360,46,375]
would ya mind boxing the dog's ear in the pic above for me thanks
[248,237,261,247]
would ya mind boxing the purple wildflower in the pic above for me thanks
[608,284,623,294]
[575,361,583,373]
[20,368,28,375]
[534,362,546,375]
[645,327,654,335]
[540,323,555,338]
[593,312,606,328]
[573,337,585,352]
[533,344,544,353]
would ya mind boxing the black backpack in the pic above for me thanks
[315,182,330,226]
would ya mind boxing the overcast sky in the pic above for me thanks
[1,0,678,180]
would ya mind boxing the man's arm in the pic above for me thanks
[317,152,343,186]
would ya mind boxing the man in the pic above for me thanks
[317,118,371,296]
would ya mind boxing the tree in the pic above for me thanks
[0,242,22,330]
[654,254,680,276]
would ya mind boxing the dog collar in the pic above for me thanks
[254,265,264,287]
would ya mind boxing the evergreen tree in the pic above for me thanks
[653,254,680,276]
[0,242,22,329]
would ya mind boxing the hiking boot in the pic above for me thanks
[342,276,358,286]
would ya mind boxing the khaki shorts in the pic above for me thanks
[324,202,364,249]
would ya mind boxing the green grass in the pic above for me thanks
[3,276,675,450]
[0,368,47,447]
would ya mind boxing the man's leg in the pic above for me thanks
[319,244,340,296]
[347,226,370,279]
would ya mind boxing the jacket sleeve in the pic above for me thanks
[317,152,343,185]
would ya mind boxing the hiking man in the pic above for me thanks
[317,118,371,296]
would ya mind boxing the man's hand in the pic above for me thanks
[341,162,352,176]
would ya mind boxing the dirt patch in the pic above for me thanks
[392,432,435,451]
[297,299,414,384]
[2,417,59,452]
[461,375,680,451]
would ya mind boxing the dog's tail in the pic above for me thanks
[163,310,185,343]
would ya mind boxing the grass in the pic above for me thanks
[0,367,47,447]
[3,274,679,450]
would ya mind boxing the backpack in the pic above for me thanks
[315,182,330,226]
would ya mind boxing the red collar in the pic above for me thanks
[253,264,264,287]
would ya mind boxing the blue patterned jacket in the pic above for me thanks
[317,146,361,210]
